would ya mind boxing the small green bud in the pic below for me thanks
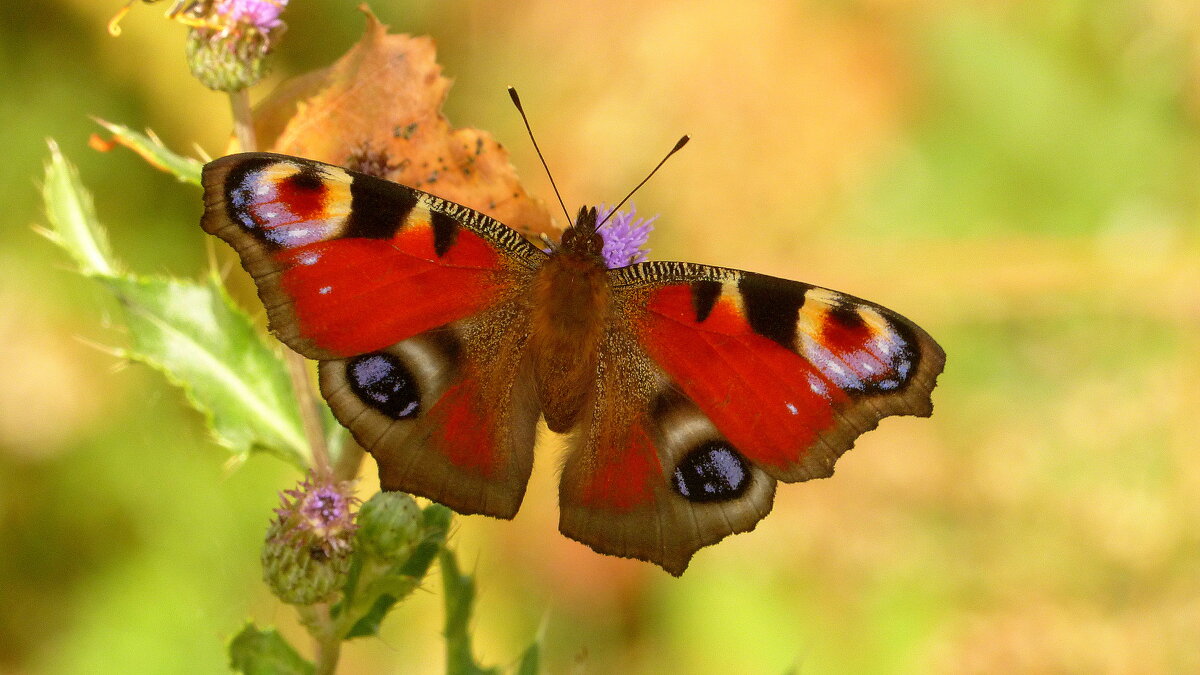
[262,473,357,605]
[186,27,272,92]
[356,492,423,563]
[181,1,288,92]
[261,519,352,605]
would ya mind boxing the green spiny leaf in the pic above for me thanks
[406,504,452,576]
[103,274,309,465]
[228,622,314,675]
[342,584,404,640]
[342,503,452,639]
[41,145,309,467]
[513,613,546,675]
[441,548,500,675]
[40,140,119,277]
[93,118,204,185]
[514,641,541,675]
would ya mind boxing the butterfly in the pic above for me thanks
[199,151,945,575]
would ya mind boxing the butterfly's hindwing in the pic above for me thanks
[318,302,540,519]
[558,289,780,576]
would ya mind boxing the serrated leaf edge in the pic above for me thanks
[106,275,310,465]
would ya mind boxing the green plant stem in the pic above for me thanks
[333,440,366,482]
[226,88,333,480]
[298,603,343,675]
[229,88,257,152]
[284,351,333,479]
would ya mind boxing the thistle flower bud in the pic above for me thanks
[185,0,288,92]
[356,491,423,564]
[261,473,356,605]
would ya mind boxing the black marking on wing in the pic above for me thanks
[737,273,810,349]
[286,165,325,192]
[691,280,722,323]
[648,387,688,425]
[879,309,923,384]
[425,327,464,380]
[430,211,461,258]
[828,301,866,332]
[422,195,547,268]
[346,353,421,420]
[672,441,751,502]
[224,155,275,236]
[344,174,419,239]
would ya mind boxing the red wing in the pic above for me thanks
[619,261,943,483]
[559,262,943,576]
[200,152,545,360]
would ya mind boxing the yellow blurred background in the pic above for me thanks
[2,0,1198,673]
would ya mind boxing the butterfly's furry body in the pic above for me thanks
[529,218,611,434]
[200,153,945,575]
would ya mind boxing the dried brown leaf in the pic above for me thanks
[253,6,554,237]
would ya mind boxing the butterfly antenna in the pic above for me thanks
[107,0,137,36]
[597,135,690,229]
[508,87,573,227]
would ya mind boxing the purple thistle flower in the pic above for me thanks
[595,204,655,269]
[272,472,357,556]
[184,0,287,91]
[263,472,357,604]
[213,0,286,32]
[300,486,350,531]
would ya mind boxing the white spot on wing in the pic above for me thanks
[822,358,848,377]
[873,334,898,357]
[801,335,864,391]
[806,373,830,399]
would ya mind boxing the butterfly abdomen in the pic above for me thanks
[529,248,611,433]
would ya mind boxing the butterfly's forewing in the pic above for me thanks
[200,153,545,517]
[634,263,944,480]
[201,152,544,360]
[558,262,944,575]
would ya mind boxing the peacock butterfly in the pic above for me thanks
[199,144,945,575]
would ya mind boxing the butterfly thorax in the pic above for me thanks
[529,211,611,433]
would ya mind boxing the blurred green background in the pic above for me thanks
[2,0,1198,673]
